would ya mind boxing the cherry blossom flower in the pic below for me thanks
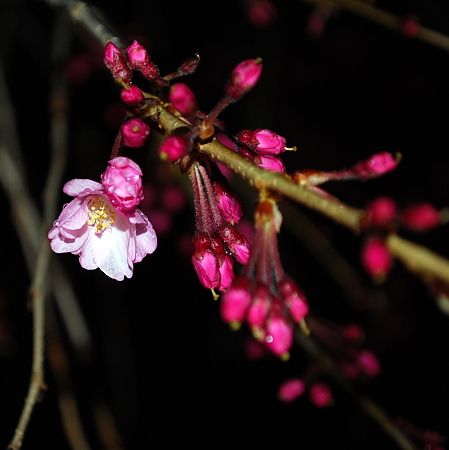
[48,177,157,281]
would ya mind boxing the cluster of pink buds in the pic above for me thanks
[236,128,296,173]
[188,160,249,297]
[278,378,334,408]
[361,197,443,281]
[220,193,309,359]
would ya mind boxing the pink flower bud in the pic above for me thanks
[218,225,251,264]
[121,118,150,147]
[309,383,333,408]
[159,136,190,163]
[226,59,263,100]
[178,54,200,76]
[120,85,144,106]
[342,324,364,342]
[402,14,420,38]
[126,40,160,80]
[357,350,381,377]
[367,197,397,228]
[278,278,309,323]
[220,277,252,324]
[169,83,197,117]
[257,154,286,173]
[247,284,270,329]
[101,157,144,214]
[253,129,287,155]
[278,378,305,403]
[104,42,132,84]
[361,236,392,280]
[192,233,220,289]
[213,182,243,225]
[218,255,235,291]
[264,316,293,358]
[400,203,441,232]
[354,152,398,179]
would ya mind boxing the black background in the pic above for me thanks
[1,0,449,448]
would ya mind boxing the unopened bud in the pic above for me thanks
[354,152,399,179]
[361,236,392,281]
[120,85,144,107]
[159,136,190,163]
[400,203,441,232]
[278,378,305,403]
[309,383,333,408]
[169,83,197,117]
[126,40,160,80]
[104,42,132,84]
[121,118,150,147]
[366,197,398,228]
[226,58,263,100]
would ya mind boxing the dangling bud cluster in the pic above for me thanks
[189,161,249,297]
[220,193,309,359]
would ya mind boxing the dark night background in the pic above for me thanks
[1,0,449,448]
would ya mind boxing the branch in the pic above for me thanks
[299,0,449,53]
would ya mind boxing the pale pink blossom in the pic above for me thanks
[101,157,144,215]
[48,179,157,281]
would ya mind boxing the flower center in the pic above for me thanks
[86,196,116,233]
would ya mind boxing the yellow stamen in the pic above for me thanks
[86,196,116,233]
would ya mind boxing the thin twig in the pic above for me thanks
[296,331,419,450]
[299,0,449,54]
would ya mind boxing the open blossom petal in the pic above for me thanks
[48,177,157,281]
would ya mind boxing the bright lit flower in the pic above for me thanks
[48,178,157,281]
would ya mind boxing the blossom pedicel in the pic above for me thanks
[48,158,157,281]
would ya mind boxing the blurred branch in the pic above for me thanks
[296,331,419,450]
[299,0,449,53]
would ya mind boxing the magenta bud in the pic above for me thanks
[253,129,287,154]
[120,85,144,106]
[247,284,270,329]
[192,233,220,289]
[278,278,309,323]
[101,157,144,214]
[278,378,306,403]
[367,197,397,228]
[361,236,392,281]
[357,350,381,377]
[213,182,243,225]
[218,255,235,291]
[354,152,398,179]
[121,118,150,147]
[104,42,132,84]
[169,83,197,117]
[159,136,190,163]
[126,40,160,80]
[309,383,333,408]
[226,58,263,100]
[220,277,252,324]
[264,315,294,358]
[400,203,441,232]
[218,225,251,265]
[256,154,286,173]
